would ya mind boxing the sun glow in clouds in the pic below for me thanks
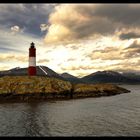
[48,47,70,61]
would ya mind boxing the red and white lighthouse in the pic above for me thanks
[28,42,36,76]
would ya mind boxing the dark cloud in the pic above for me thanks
[71,16,116,39]
[0,4,56,37]
[45,4,119,43]
[91,4,140,27]
[119,32,140,40]
[81,4,140,32]
[45,4,140,44]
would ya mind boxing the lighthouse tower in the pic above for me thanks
[28,42,36,76]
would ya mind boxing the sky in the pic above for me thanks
[0,4,140,77]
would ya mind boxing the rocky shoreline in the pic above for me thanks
[0,76,131,103]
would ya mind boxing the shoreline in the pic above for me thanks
[0,90,130,104]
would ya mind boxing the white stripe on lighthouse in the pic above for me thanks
[29,57,36,66]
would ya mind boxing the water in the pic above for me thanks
[0,85,140,136]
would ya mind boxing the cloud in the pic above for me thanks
[122,40,140,58]
[0,46,22,53]
[93,4,140,27]
[11,25,20,32]
[61,65,80,71]
[0,4,56,37]
[40,24,49,32]
[69,45,81,50]
[44,4,118,44]
[125,40,140,49]
[123,51,140,58]
[37,59,50,63]
[119,32,140,40]
[0,66,9,70]
[96,47,119,53]
[10,25,23,35]
[0,26,54,71]
[137,59,140,65]
[67,58,76,61]
[0,29,35,53]
[0,54,28,62]
[44,4,140,44]
[87,47,123,61]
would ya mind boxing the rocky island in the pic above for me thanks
[0,76,130,102]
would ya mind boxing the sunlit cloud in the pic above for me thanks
[11,25,20,34]
[40,24,49,32]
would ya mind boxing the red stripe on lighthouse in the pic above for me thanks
[28,67,36,75]
[28,42,36,76]
[29,48,36,57]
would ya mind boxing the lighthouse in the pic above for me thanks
[28,42,36,76]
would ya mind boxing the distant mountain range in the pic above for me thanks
[0,66,140,84]
[81,70,140,84]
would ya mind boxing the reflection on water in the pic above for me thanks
[21,103,44,136]
[0,85,140,136]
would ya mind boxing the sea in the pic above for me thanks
[0,85,140,136]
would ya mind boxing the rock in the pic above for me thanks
[0,76,130,102]
[72,83,130,98]
[0,76,72,95]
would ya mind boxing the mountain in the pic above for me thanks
[60,72,84,83]
[1,67,140,84]
[121,72,140,81]
[0,67,27,76]
[81,70,140,84]
[37,66,62,79]
[0,66,63,79]
[0,67,84,83]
